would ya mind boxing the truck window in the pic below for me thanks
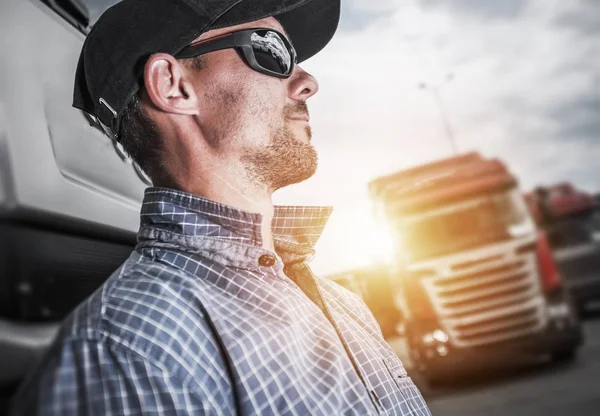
[41,0,120,33]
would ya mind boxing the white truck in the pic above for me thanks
[0,0,145,409]
[369,153,583,385]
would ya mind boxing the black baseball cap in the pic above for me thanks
[73,0,341,139]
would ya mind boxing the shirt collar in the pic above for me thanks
[139,187,332,253]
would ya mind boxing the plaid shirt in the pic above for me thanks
[12,187,430,416]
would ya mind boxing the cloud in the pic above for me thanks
[549,94,600,141]
[553,2,600,35]
[338,0,396,31]
[420,0,527,20]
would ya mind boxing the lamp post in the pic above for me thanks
[419,73,458,155]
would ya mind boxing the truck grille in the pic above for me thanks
[420,250,547,348]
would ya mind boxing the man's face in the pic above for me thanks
[185,17,319,191]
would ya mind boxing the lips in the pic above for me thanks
[289,115,310,122]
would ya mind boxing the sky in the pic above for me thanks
[272,0,600,276]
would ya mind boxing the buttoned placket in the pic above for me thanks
[285,262,383,415]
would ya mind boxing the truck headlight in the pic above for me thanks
[432,329,449,343]
[548,303,570,319]
[423,329,449,344]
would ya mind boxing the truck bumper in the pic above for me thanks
[415,312,583,379]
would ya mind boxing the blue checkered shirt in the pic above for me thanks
[12,187,430,415]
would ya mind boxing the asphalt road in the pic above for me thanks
[396,316,600,416]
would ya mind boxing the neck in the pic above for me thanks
[172,159,277,252]
[157,122,279,252]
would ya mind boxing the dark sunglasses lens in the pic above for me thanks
[251,30,293,75]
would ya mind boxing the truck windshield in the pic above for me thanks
[397,187,532,261]
[42,0,120,32]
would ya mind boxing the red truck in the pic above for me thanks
[525,183,600,314]
[368,153,582,385]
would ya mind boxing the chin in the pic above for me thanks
[293,124,312,143]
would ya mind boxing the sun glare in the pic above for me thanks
[355,214,397,267]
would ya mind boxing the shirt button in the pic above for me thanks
[258,254,276,267]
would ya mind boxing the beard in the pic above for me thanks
[241,104,318,191]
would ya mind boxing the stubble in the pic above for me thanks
[241,102,318,191]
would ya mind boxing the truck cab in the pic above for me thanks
[369,153,582,385]
[0,0,144,409]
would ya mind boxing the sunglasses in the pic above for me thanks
[176,28,297,78]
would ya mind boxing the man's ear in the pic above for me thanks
[143,53,199,116]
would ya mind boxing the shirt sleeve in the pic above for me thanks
[10,338,226,416]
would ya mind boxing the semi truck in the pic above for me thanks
[525,183,600,313]
[368,153,583,385]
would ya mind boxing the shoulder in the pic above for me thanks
[59,251,225,382]
[103,253,222,370]
[12,334,231,415]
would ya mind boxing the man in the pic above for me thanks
[12,0,431,414]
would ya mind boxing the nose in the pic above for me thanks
[287,66,319,101]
